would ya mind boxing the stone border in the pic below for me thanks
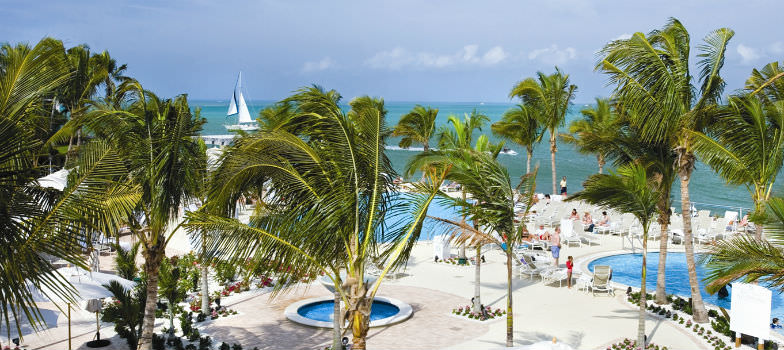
[284,295,413,328]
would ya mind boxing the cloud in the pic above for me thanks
[528,45,577,65]
[612,33,632,41]
[365,45,508,70]
[301,57,335,72]
[736,44,760,64]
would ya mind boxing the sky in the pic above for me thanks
[1,0,782,102]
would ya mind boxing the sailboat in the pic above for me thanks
[224,72,258,131]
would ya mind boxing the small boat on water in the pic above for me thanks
[224,72,258,131]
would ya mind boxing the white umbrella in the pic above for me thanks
[36,169,69,191]
[29,267,135,350]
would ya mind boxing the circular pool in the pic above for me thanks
[588,252,784,320]
[284,296,412,328]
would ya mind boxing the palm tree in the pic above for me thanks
[510,68,576,194]
[746,61,784,103]
[692,95,784,239]
[491,104,543,173]
[70,83,206,350]
[0,38,138,341]
[569,164,660,347]
[560,98,619,174]
[407,149,537,347]
[600,109,677,304]
[704,197,784,293]
[597,18,734,323]
[393,104,438,151]
[183,87,442,350]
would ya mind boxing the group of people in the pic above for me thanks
[531,224,575,288]
[568,208,611,233]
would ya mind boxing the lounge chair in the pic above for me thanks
[560,219,582,247]
[519,254,549,281]
[591,265,614,296]
[541,268,569,287]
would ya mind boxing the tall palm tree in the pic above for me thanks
[597,18,734,323]
[184,87,441,350]
[436,111,489,263]
[0,38,138,341]
[393,104,438,151]
[560,97,619,174]
[407,149,537,347]
[70,83,206,350]
[491,104,543,173]
[704,197,784,293]
[510,68,576,194]
[692,95,784,239]
[570,164,660,347]
[89,50,129,102]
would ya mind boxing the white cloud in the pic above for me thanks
[301,57,335,72]
[736,44,760,65]
[365,45,508,70]
[612,33,632,41]
[528,45,577,65]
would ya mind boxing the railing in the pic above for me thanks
[671,199,750,218]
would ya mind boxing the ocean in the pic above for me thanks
[193,99,762,214]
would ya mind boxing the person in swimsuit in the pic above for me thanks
[550,226,561,266]
[560,176,567,197]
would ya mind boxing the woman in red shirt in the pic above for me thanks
[566,256,574,288]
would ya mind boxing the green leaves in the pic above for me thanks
[393,105,438,151]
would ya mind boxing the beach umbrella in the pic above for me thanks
[29,267,135,349]
[36,169,69,191]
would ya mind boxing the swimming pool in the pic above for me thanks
[587,252,784,321]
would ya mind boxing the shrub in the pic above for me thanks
[152,334,165,350]
[188,328,201,342]
[199,336,212,350]
[180,312,194,338]
[101,280,147,350]
[232,344,243,350]
[197,312,207,322]
[186,345,197,350]
[220,342,231,350]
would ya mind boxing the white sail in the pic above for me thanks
[236,91,252,124]
[224,71,259,131]
[227,73,239,116]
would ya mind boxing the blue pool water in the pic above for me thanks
[297,300,400,322]
[588,252,784,320]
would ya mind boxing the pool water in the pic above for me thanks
[296,300,401,322]
[588,252,784,321]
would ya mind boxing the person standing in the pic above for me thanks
[566,256,574,288]
[550,226,562,266]
[560,176,568,197]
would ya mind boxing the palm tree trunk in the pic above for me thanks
[638,229,648,347]
[200,232,209,315]
[65,133,75,164]
[138,247,165,350]
[473,245,481,312]
[597,154,605,174]
[526,148,532,174]
[550,137,557,195]
[349,294,371,350]
[655,219,669,304]
[505,251,514,347]
[679,172,709,323]
[459,191,467,260]
[333,289,342,350]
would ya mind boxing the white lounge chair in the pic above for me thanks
[560,219,582,247]
[591,265,614,296]
[541,268,569,287]
[519,254,550,280]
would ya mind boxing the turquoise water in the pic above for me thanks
[194,99,758,211]
[588,252,784,321]
[297,300,400,322]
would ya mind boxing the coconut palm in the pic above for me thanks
[407,149,537,347]
[0,38,138,341]
[569,163,660,347]
[510,68,576,194]
[692,95,784,239]
[600,109,677,304]
[69,83,206,350]
[746,61,784,102]
[704,197,784,293]
[393,104,438,151]
[597,18,734,323]
[491,104,543,173]
[560,98,620,174]
[183,87,442,350]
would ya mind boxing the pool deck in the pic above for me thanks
[11,233,730,350]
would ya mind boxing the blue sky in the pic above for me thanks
[2,0,782,102]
